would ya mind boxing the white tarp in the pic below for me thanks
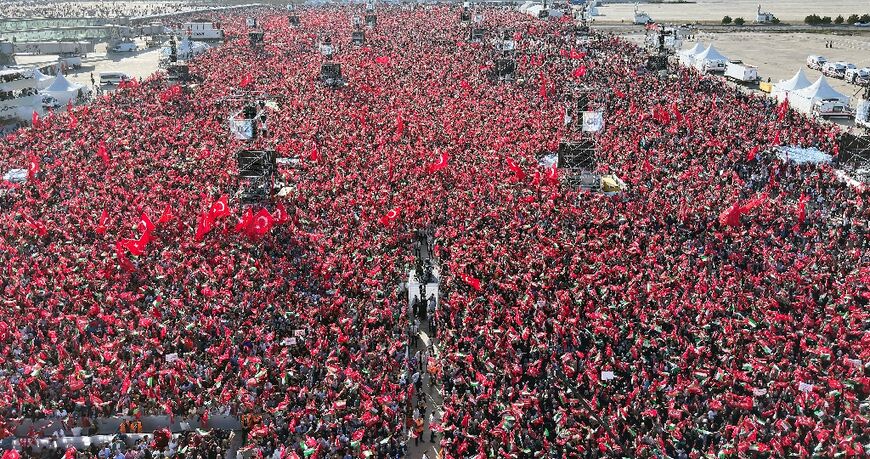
[228,118,253,140]
[692,44,728,71]
[772,69,812,102]
[776,146,833,165]
[788,76,850,114]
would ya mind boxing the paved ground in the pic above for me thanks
[595,0,870,24]
[405,317,443,459]
[14,37,162,92]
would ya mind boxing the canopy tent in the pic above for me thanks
[41,74,87,105]
[678,42,704,66]
[32,67,55,90]
[788,76,850,114]
[771,69,812,102]
[692,44,727,71]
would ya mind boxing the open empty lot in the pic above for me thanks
[596,0,870,24]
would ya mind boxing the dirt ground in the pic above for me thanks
[596,0,870,24]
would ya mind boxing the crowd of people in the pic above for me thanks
[0,4,868,459]
[0,1,196,19]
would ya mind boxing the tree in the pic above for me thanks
[734,17,746,26]
[804,15,821,25]
[771,17,781,24]
[834,15,844,25]
[721,15,732,25]
[820,16,833,25]
[861,14,870,23]
[847,14,860,25]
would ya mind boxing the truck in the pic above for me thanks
[812,99,853,119]
[724,60,759,84]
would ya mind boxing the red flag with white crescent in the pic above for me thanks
[379,208,400,225]
[427,152,449,174]
[249,208,274,237]
[208,195,231,220]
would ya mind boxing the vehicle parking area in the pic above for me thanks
[694,31,870,99]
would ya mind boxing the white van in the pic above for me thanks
[99,72,131,85]
[724,61,759,83]
[806,55,827,70]
[822,62,847,79]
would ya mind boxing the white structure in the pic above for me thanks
[788,76,850,115]
[180,21,224,42]
[755,5,776,23]
[633,4,652,25]
[693,44,728,73]
[678,42,704,66]
[32,67,55,90]
[0,68,40,126]
[41,74,88,106]
[772,69,812,101]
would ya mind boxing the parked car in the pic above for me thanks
[845,67,870,85]
[806,55,827,70]
[821,61,848,79]
[110,42,138,53]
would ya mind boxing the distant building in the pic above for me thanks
[755,5,776,23]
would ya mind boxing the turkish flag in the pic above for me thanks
[379,208,400,225]
[208,195,231,220]
[28,157,40,181]
[427,152,449,174]
[460,273,482,291]
[235,208,253,233]
[96,209,109,235]
[157,204,173,224]
[309,144,320,162]
[249,208,274,237]
[506,158,526,181]
[31,111,40,128]
[375,56,390,65]
[138,212,155,234]
[572,65,587,79]
[120,231,151,256]
[545,166,559,186]
[273,202,290,225]
[194,213,214,241]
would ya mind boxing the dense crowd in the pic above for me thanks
[0,1,196,19]
[1,4,868,459]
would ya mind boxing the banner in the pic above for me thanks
[582,111,604,132]
[228,119,253,140]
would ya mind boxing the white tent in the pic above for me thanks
[789,76,850,114]
[692,44,728,71]
[771,69,812,102]
[32,67,55,90]
[678,42,704,66]
[41,74,86,105]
